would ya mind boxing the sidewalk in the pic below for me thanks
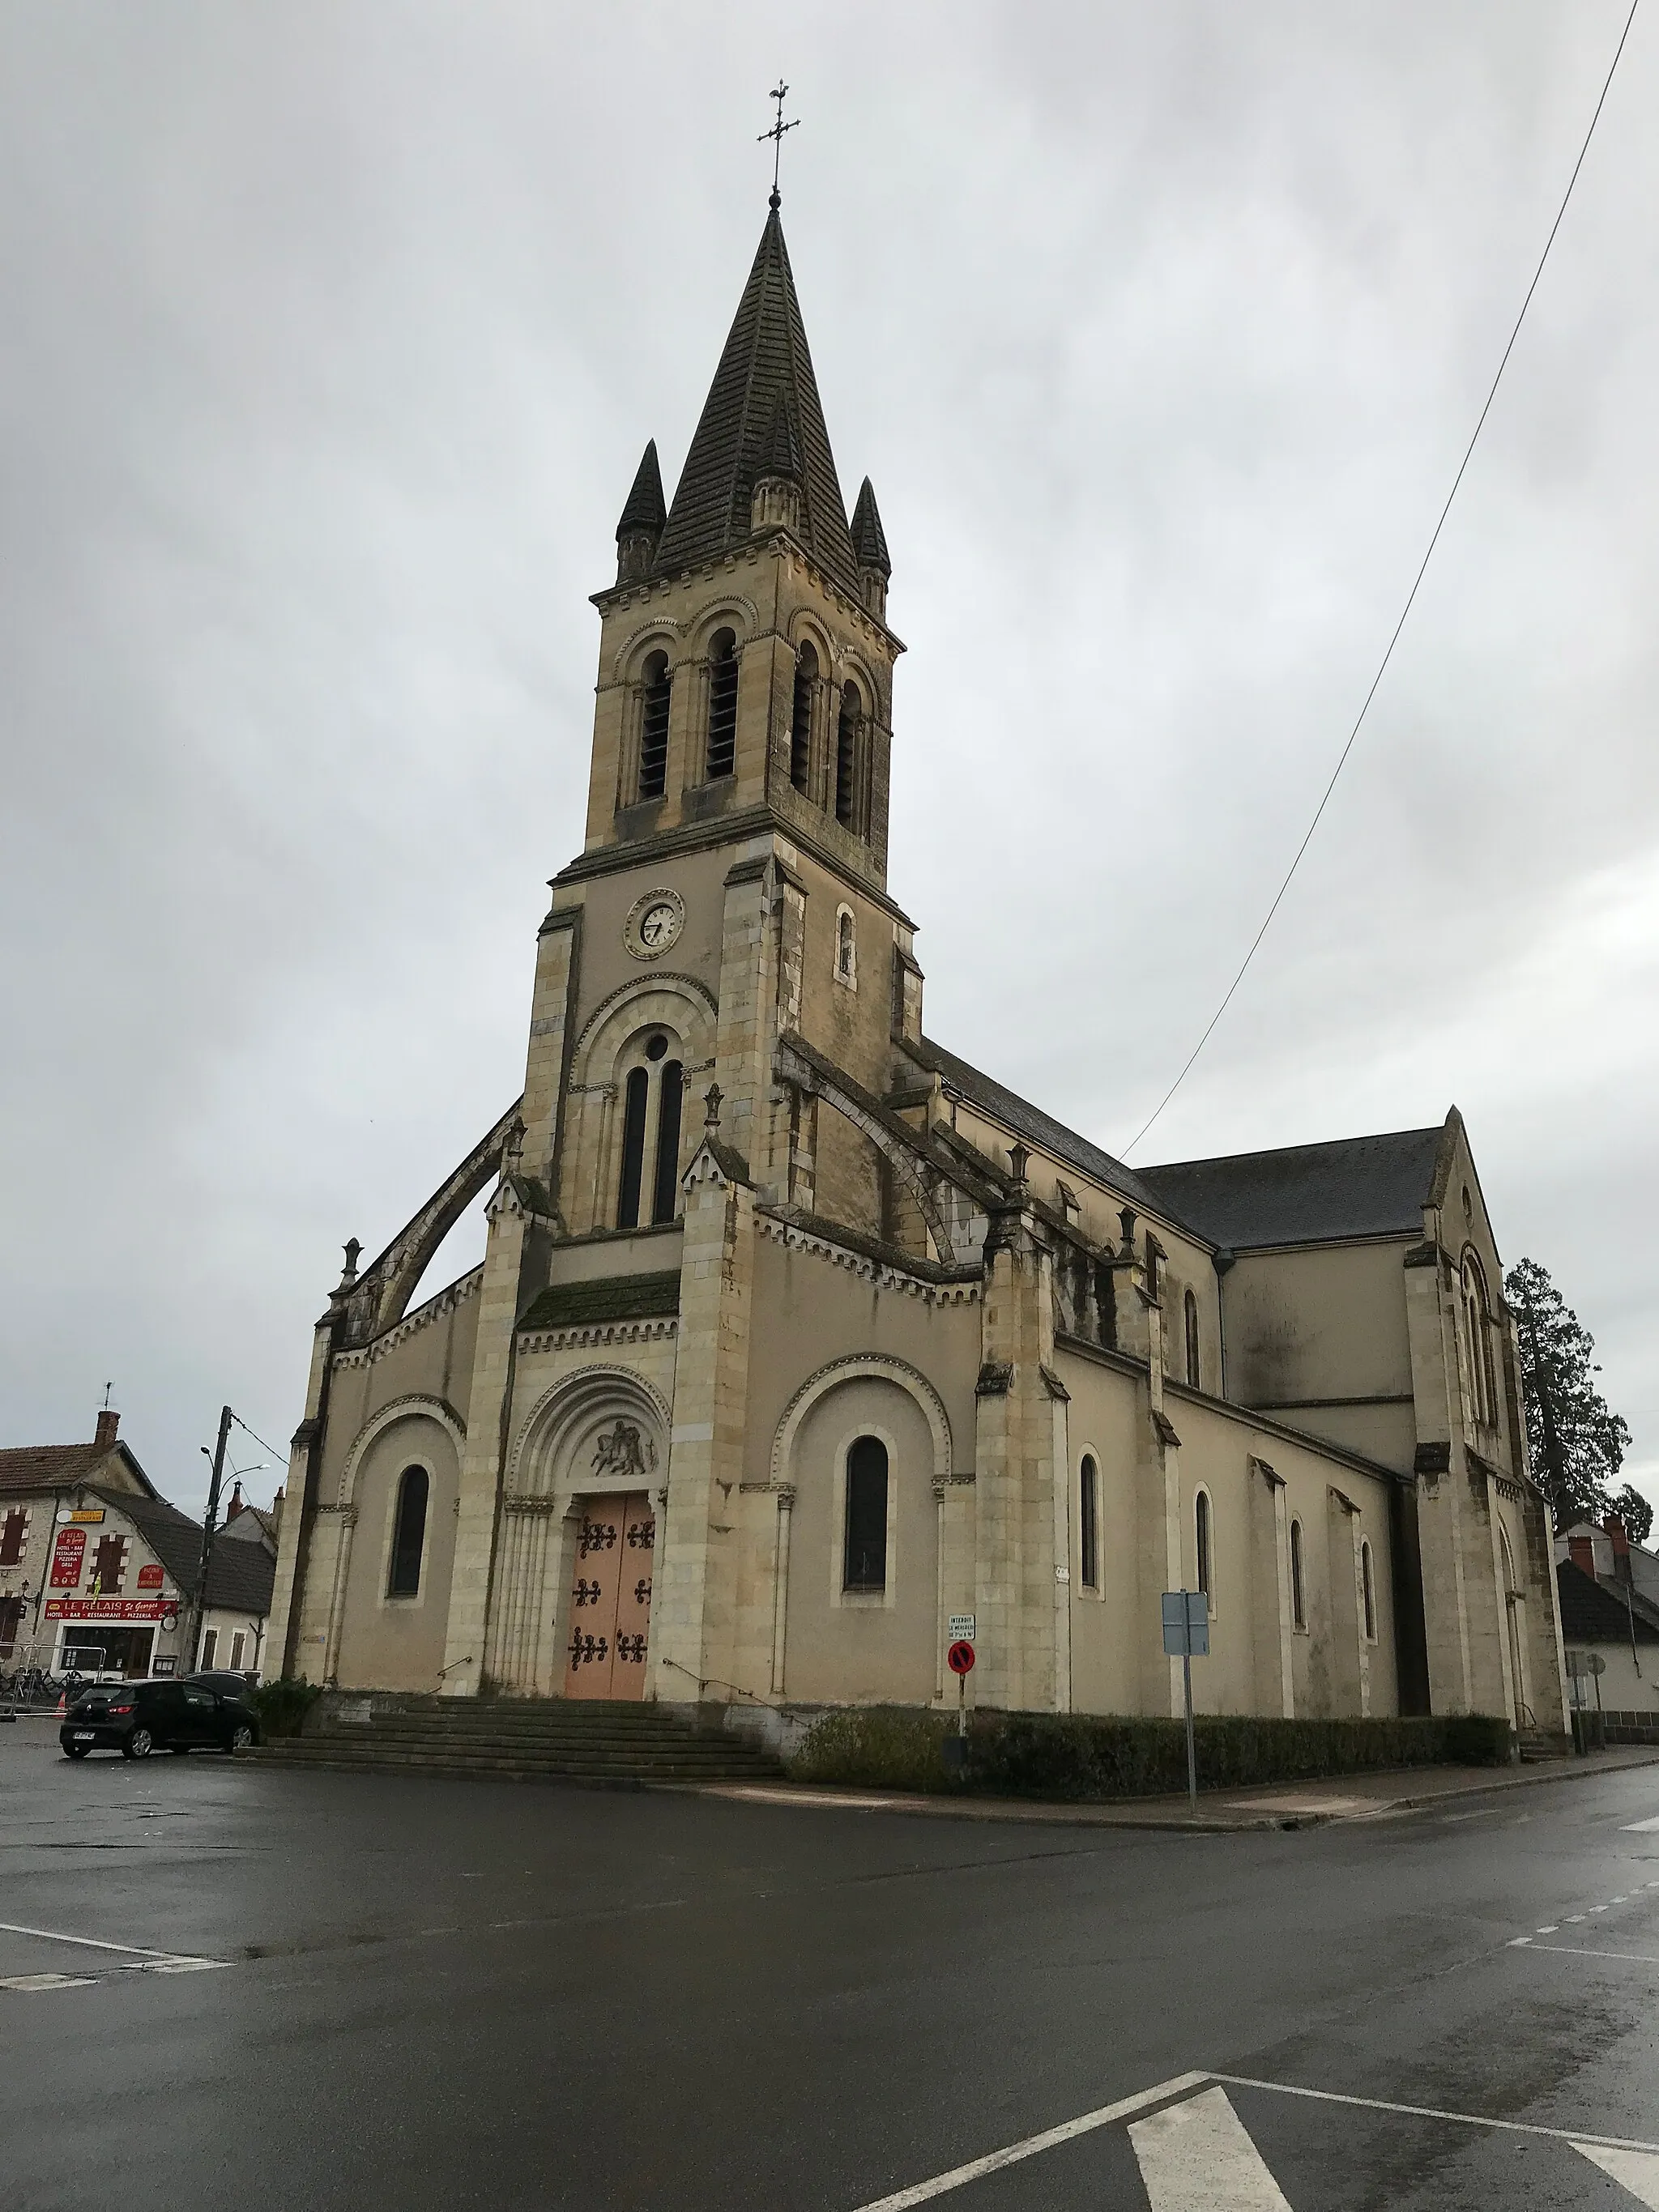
[693,1744,1659,1831]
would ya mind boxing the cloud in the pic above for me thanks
[1,1,1653,1518]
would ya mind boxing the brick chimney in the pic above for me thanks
[226,1481,243,1521]
[94,1408,120,1452]
[1568,1533,1597,1579]
[1604,1515,1631,1583]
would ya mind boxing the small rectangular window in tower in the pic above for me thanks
[638,652,671,800]
[834,685,859,826]
[1080,1456,1098,1590]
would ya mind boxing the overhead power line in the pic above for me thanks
[1120,0,1641,1161]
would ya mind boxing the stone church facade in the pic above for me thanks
[267,201,1570,1741]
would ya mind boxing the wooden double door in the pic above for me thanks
[561,1492,655,1701]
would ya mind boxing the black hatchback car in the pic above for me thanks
[60,1677,260,1760]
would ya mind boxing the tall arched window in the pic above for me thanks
[790,642,817,794]
[1079,1455,1098,1591]
[638,650,671,800]
[616,1066,650,1229]
[650,1055,684,1225]
[834,684,859,827]
[1360,1538,1377,1641]
[1461,1255,1499,1427]
[388,1466,429,1598]
[705,629,738,780]
[1195,1490,1212,1601]
[835,907,855,987]
[1183,1289,1201,1388]
[617,1034,685,1230]
[1290,1518,1306,1629]
[843,1436,889,1592]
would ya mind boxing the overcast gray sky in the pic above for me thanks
[3,2,1653,1524]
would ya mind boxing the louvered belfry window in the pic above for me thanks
[706,629,738,780]
[638,651,671,800]
[834,684,859,826]
[790,642,817,793]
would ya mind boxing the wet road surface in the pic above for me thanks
[4,1720,1659,2209]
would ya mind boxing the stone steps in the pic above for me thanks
[252,1695,780,1788]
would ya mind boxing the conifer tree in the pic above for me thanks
[1505,1256,1644,1539]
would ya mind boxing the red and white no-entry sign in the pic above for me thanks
[946,1639,975,1676]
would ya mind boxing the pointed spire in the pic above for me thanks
[757,390,802,485]
[654,207,859,591]
[615,439,666,583]
[616,439,667,539]
[850,475,891,617]
[850,477,890,577]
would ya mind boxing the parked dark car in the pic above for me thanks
[187,1669,260,1700]
[59,1677,260,1760]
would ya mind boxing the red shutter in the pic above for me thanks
[0,1509,26,1567]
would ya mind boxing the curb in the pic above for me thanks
[681,1745,1659,1834]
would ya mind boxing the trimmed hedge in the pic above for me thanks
[787,1707,1512,1799]
[252,1677,323,1739]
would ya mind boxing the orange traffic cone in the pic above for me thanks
[56,1691,66,1715]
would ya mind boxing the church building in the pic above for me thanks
[266,196,1570,1745]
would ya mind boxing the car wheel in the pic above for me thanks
[64,1744,92,1760]
[122,1725,154,1761]
[229,1723,254,1754]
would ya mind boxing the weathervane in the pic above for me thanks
[757,80,799,210]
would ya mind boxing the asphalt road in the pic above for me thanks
[4,1719,1659,2210]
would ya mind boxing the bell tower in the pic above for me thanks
[578,202,902,890]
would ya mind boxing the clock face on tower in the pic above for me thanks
[623,888,685,961]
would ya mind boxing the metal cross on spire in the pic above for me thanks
[757,80,799,210]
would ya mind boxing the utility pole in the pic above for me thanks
[185,1405,232,1675]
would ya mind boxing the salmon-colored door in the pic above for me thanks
[562,1493,653,1700]
[611,1495,655,1703]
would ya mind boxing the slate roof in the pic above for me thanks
[82,1487,275,1614]
[911,1037,1164,1217]
[850,477,890,578]
[615,439,667,539]
[1556,1558,1659,1646]
[518,1272,681,1334]
[651,207,860,593]
[1137,1125,1448,1251]
[0,1441,156,1499]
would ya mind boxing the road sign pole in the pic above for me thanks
[957,1667,966,1739]
[1183,1646,1196,1813]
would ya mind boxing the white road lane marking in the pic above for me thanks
[1212,2076,1659,2157]
[848,2073,1210,2210]
[1576,2143,1659,2206]
[1128,2086,1293,2209]
[0,1974,97,1992]
[0,1918,220,1968]
[1512,1941,1659,1967]
[1621,1816,1659,1832]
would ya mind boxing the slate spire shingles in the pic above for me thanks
[616,438,667,540]
[652,206,860,592]
[850,476,891,579]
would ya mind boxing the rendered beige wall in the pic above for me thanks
[333,1412,462,1692]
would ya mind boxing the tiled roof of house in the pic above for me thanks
[84,1487,275,1615]
[1556,1558,1659,1645]
[1137,1124,1448,1251]
[0,1442,156,1498]
[650,207,860,593]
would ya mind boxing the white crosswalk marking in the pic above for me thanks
[1618,1815,1659,1831]
[1576,2143,1659,2206]
[1129,2086,1293,2209]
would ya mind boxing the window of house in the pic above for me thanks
[834,684,859,827]
[705,629,738,780]
[0,1508,26,1567]
[835,906,855,987]
[1361,1538,1377,1641]
[843,1437,889,1592]
[790,642,816,794]
[0,1593,23,1659]
[230,1631,246,1670]
[201,1628,219,1669]
[1290,1518,1306,1630]
[638,650,671,800]
[1080,1455,1098,1591]
[1195,1490,1212,1602]
[389,1466,429,1598]
[1183,1289,1201,1389]
[91,1536,126,1595]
